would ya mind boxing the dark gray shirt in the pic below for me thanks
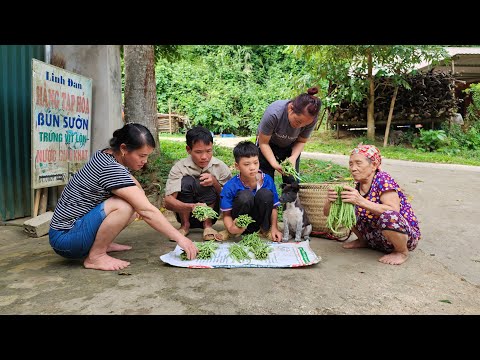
[256,100,318,148]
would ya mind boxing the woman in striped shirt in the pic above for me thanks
[49,123,198,271]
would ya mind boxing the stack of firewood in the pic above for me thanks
[330,71,459,127]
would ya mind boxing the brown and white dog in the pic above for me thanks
[279,183,312,242]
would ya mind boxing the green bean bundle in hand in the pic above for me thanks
[235,214,255,228]
[280,159,302,181]
[326,185,356,235]
[192,205,219,222]
[180,240,218,260]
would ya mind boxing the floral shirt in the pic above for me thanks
[355,171,421,238]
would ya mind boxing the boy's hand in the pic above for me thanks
[271,227,283,242]
[228,224,245,235]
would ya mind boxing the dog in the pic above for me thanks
[279,182,312,242]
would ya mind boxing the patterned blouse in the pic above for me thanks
[355,170,421,238]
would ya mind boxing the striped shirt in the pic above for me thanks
[50,149,136,230]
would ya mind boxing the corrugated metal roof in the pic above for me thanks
[446,47,480,56]
[415,47,480,72]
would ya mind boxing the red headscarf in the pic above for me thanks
[350,144,382,170]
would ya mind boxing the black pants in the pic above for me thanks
[175,175,219,228]
[231,188,274,234]
[258,142,300,185]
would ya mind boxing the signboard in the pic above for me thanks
[31,59,92,189]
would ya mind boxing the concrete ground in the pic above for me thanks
[1,140,480,314]
[1,214,479,315]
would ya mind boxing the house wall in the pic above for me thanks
[51,45,123,152]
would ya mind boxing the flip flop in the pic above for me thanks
[169,228,189,242]
[259,229,273,241]
[203,227,218,241]
[214,229,231,242]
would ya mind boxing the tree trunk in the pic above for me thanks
[383,86,399,147]
[366,49,375,141]
[124,45,158,142]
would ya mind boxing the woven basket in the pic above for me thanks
[298,182,351,239]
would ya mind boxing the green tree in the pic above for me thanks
[288,45,447,141]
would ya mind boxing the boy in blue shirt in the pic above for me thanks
[215,141,283,242]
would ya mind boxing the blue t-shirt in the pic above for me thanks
[220,171,280,211]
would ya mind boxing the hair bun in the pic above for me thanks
[307,87,319,96]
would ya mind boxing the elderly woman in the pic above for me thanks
[323,145,421,265]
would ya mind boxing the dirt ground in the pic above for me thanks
[1,137,479,314]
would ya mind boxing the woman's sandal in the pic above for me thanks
[203,227,218,241]
[169,228,189,242]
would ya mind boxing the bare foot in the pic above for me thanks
[379,252,408,265]
[107,243,132,252]
[84,254,130,271]
[343,239,368,249]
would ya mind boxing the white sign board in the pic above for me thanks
[31,59,92,189]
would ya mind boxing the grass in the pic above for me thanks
[304,130,480,166]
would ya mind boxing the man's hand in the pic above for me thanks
[199,173,217,187]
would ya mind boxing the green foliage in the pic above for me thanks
[442,123,480,151]
[412,129,448,152]
[155,45,311,135]
[465,83,480,124]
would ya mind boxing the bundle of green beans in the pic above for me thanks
[239,232,272,260]
[326,185,356,235]
[235,214,255,228]
[228,243,251,262]
[180,240,219,261]
[239,232,262,248]
[192,205,219,222]
[280,159,302,182]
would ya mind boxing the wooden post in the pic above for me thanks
[49,186,58,210]
[39,187,48,215]
[168,99,172,134]
[383,86,399,147]
[33,189,41,217]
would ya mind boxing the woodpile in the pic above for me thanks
[329,71,460,128]
[156,113,190,133]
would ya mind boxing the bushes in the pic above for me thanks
[155,46,310,135]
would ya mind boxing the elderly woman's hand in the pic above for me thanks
[326,188,338,202]
[341,185,363,206]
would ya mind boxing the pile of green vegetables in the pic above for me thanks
[228,232,272,262]
[180,240,219,261]
[192,205,219,222]
[326,184,356,234]
[280,159,302,182]
[235,214,255,228]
